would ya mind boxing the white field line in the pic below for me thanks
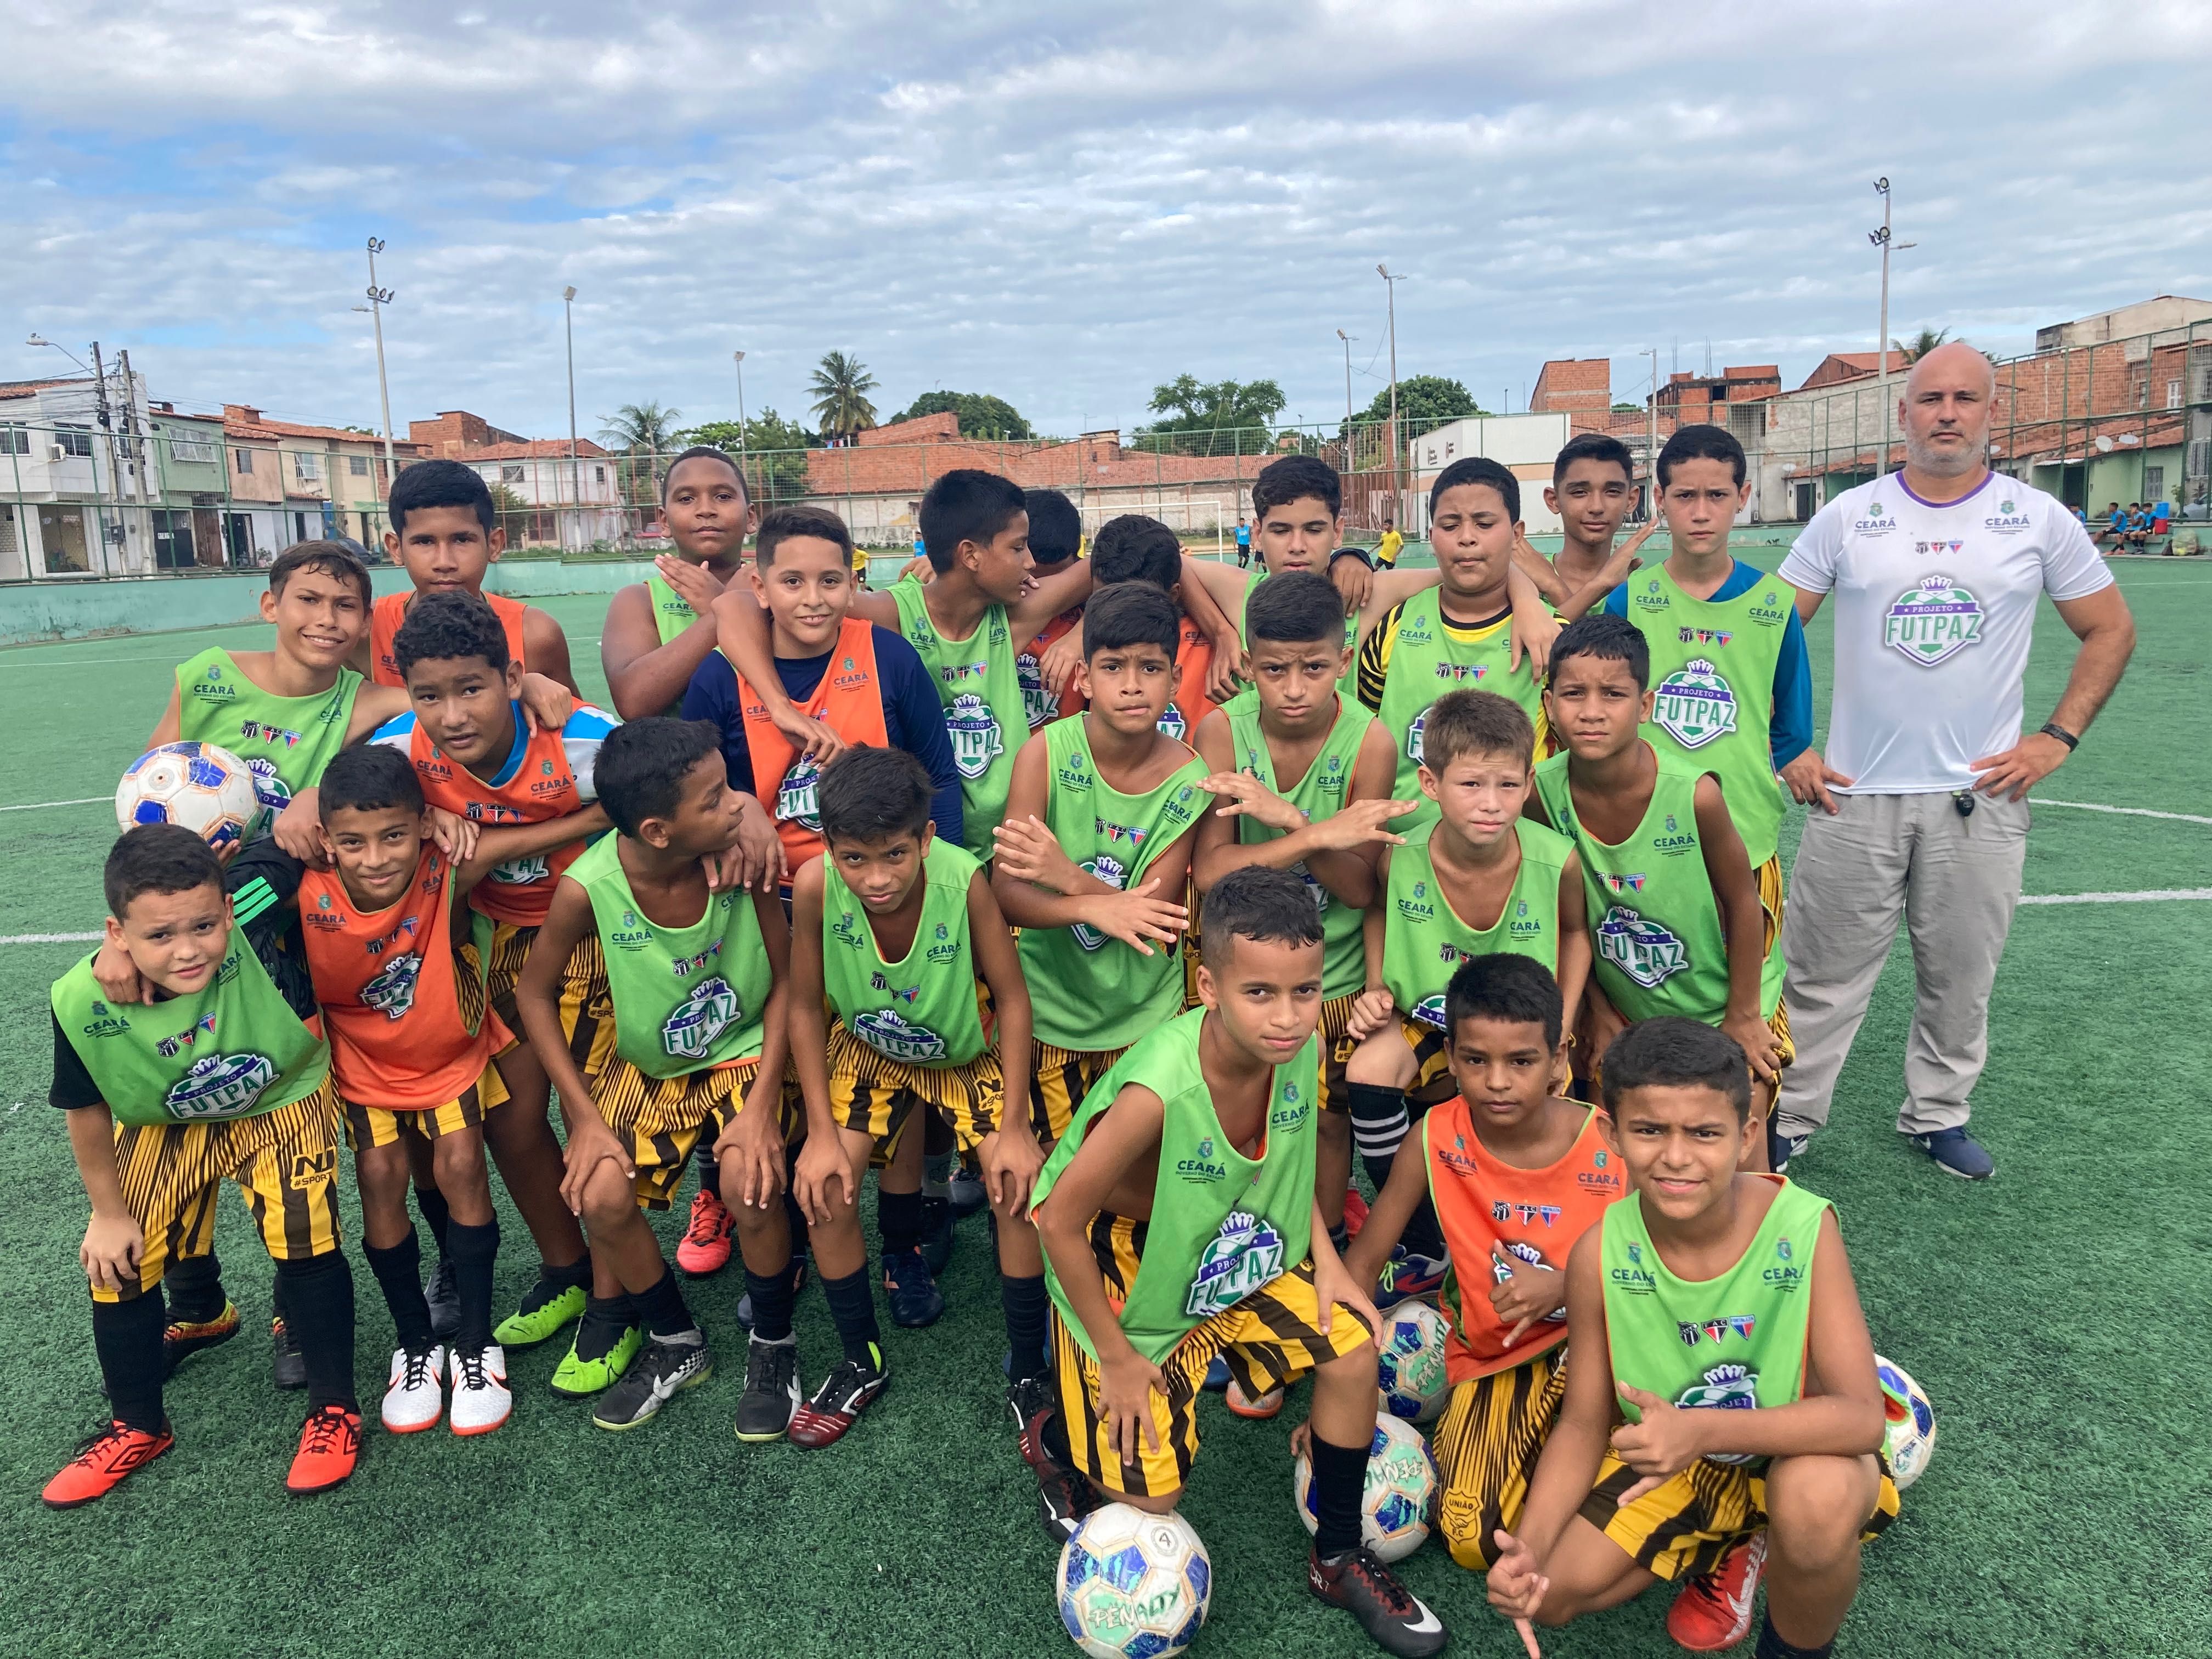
[0,932,102,944]
[2030,798,2212,826]
[2017,889,2212,905]
[0,796,109,812]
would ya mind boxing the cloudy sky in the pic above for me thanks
[2,1,2206,445]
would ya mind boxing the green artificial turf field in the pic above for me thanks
[2,558,2207,1657]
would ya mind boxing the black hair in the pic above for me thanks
[1251,454,1341,520]
[392,589,509,680]
[1656,422,1747,489]
[388,458,496,535]
[1552,432,1635,487]
[1430,455,1520,521]
[1245,569,1346,646]
[1024,488,1082,567]
[756,504,854,566]
[1199,865,1324,969]
[1420,688,1534,773]
[268,539,372,608]
[659,445,747,501]
[104,823,222,921]
[819,745,934,845]
[1081,581,1180,663]
[1090,515,1182,592]
[917,469,1025,573]
[1444,953,1564,1052]
[1600,1016,1751,1120]
[1548,611,1649,691]
[592,717,721,839]
[318,744,425,822]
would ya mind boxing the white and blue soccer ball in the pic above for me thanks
[1293,1414,1439,1563]
[116,742,262,850]
[1375,1300,1449,1424]
[1875,1355,1937,1490]
[1056,1503,1212,1659]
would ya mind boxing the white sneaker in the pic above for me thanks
[382,1343,446,1434]
[449,1344,512,1436]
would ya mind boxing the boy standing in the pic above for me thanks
[602,447,757,719]
[1017,488,1088,731]
[1526,433,1651,608]
[1533,613,1788,1138]
[44,827,362,1506]
[1342,954,1623,1570]
[369,459,577,693]
[991,585,1210,1150]
[1029,867,1447,1658]
[1487,1019,1895,1658]
[515,718,792,1430]
[1055,514,1227,741]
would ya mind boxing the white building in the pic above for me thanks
[1405,412,1571,533]
[0,371,160,579]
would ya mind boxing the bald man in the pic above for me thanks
[1771,342,2135,1180]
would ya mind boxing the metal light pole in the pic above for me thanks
[1641,347,1660,520]
[1866,180,1915,481]
[364,238,396,481]
[732,349,748,491]
[562,287,580,520]
[1335,329,1356,468]
[1377,264,1404,524]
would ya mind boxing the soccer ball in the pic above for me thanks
[1056,1503,1211,1659]
[116,742,262,850]
[1875,1355,1937,1489]
[1293,1414,1439,1563]
[1375,1301,1449,1424]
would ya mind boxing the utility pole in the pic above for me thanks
[562,287,580,528]
[733,349,749,494]
[1641,347,1660,521]
[88,341,127,572]
[1335,329,1356,470]
[1377,264,1404,526]
[364,238,397,484]
[1867,179,1915,480]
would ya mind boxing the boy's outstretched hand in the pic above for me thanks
[1038,623,1086,701]
[427,806,481,866]
[1486,1530,1548,1657]
[1195,771,1305,836]
[1305,795,1419,852]
[991,814,1083,891]
[702,802,785,894]
[1080,880,1188,958]
[653,553,727,616]
[1488,1242,1564,1346]
[1610,1383,1706,1503]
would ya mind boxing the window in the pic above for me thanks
[349,454,370,476]
[593,465,606,483]
[235,448,255,475]
[38,504,90,573]
[54,424,94,459]
[2169,380,2184,410]
[2142,466,2164,502]
[165,433,217,465]
[0,424,27,456]
[291,452,320,482]
[152,509,198,571]
[501,464,526,483]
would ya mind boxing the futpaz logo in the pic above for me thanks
[1183,1210,1285,1317]
[360,952,422,1020]
[852,1008,949,1064]
[944,691,1003,780]
[661,975,740,1060]
[1016,652,1056,728]
[1651,659,1737,750]
[1070,855,1128,951]
[777,754,823,831]
[1883,575,1984,666]
[1673,1363,1763,1464]
[165,1052,278,1120]
[1596,905,1689,989]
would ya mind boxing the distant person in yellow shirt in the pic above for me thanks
[1375,518,1404,569]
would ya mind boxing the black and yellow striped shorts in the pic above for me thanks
[1393,1014,1462,1110]
[342,1068,507,1152]
[1030,1041,1128,1146]
[486,922,616,1081]
[97,1079,345,1304]
[1431,1346,1571,1568]
[827,1015,1004,1152]
[592,1051,794,1211]
[1579,1446,1900,1583]
[1051,1214,1370,1500]
[1316,989,1359,1116]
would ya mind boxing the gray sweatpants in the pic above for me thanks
[1777,790,2029,1139]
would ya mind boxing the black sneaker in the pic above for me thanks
[920,1194,955,1274]
[733,1337,802,1442]
[1308,1545,1448,1657]
[590,1331,713,1431]
[1012,1385,1098,1544]
[161,1299,241,1380]
[949,1158,988,1219]
[270,1316,308,1391]
[424,1256,460,1342]
[736,1256,809,1330]
[881,1248,945,1329]
[787,1351,888,1448]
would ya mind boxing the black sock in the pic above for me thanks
[1756,1613,1833,1659]
[1328,1221,1350,1255]
[413,1182,452,1256]
[163,1250,226,1324]
[878,1188,924,1256]
[274,1253,358,1413]
[1001,1273,1050,1384]
[630,1266,696,1340]
[363,1232,435,1353]
[1041,1401,1075,1464]
[1310,1431,1370,1559]
[574,1292,634,1360]
[1348,1082,1409,1192]
[922,1104,953,1157]
[695,1145,721,1200]
[92,1292,167,1433]
[784,1186,811,1260]
[445,1219,498,1354]
[820,1266,882,1367]
[1401,1195,1447,1260]
[744,1262,797,1345]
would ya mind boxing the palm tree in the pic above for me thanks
[809,351,879,442]
[1893,327,1951,364]
[598,401,684,506]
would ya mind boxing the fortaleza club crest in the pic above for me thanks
[1183,1210,1286,1318]
[851,1008,949,1064]
[777,754,823,831]
[164,1051,278,1120]
[1883,575,1984,666]
[1070,854,1129,952]
[661,974,740,1061]
[359,952,422,1020]
[1652,659,1737,750]
[1596,905,1689,989]
[1672,1362,1763,1464]
[944,691,1004,781]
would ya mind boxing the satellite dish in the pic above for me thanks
[2094,436,2114,453]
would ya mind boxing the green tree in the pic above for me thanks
[1893,326,1951,364]
[676,410,819,506]
[487,482,539,549]
[890,390,1032,441]
[1134,375,1288,456]
[1355,375,1487,433]
[598,400,685,505]
[809,351,879,441]
[1611,400,1643,414]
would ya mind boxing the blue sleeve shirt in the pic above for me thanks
[1601,560,1812,770]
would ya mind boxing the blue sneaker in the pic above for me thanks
[1773,1131,1809,1173]
[881,1248,945,1329]
[1201,1356,1231,1392]
[1374,1246,1448,1310]
[1909,1127,1994,1180]
[949,1160,989,1220]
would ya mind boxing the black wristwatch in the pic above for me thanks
[1329,547,1374,571]
[2038,721,2079,751]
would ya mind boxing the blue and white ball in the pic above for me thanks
[116,742,262,850]
[1293,1414,1439,1562]
[1376,1300,1449,1424]
[1875,1355,1937,1490]
[1056,1503,1211,1659]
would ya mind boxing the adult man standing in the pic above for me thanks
[1773,343,2135,1178]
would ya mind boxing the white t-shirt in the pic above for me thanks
[1779,472,2112,793]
